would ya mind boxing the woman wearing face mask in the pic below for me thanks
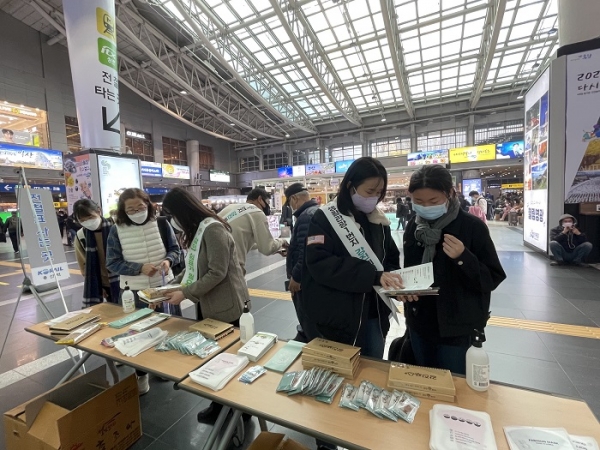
[73,199,120,307]
[301,157,403,359]
[160,187,247,324]
[400,165,506,373]
[106,188,181,394]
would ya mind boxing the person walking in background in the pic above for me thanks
[395,197,408,231]
[106,188,181,395]
[218,187,288,274]
[73,199,120,306]
[5,211,21,253]
[65,213,81,246]
[57,210,67,243]
[400,165,505,374]
[549,214,593,266]
[283,183,319,343]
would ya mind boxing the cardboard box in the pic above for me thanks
[247,432,311,450]
[402,388,456,403]
[388,362,456,396]
[4,366,141,450]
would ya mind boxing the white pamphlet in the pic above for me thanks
[189,353,249,391]
[504,427,575,450]
[570,435,600,450]
[114,327,168,357]
[237,332,277,362]
[45,308,92,326]
[430,404,498,450]
[378,262,437,295]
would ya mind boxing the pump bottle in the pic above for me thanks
[239,303,255,343]
[122,282,135,314]
[466,330,490,392]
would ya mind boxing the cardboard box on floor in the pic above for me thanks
[3,365,141,450]
[247,432,311,450]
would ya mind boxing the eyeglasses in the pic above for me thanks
[125,206,147,215]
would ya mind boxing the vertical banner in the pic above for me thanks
[62,0,121,151]
[524,69,550,252]
[63,153,94,214]
[18,189,70,286]
[565,48,600,203]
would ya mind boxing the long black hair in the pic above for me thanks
[408,164,454,196]
[337,157,388,216]
[162,187,231,248]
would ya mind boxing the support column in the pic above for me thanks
[558,0,600,47]
[186,140,201,198]
[410,124,417,152]
[317,139,325,163]
[360,132,369,157]
[467,115,475,146]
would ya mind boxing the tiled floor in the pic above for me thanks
[0,223,599,449]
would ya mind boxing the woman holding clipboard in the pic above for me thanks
[399,165,506,374]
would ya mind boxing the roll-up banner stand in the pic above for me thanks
[63,0,121,151]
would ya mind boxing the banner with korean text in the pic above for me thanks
[565,48,600,203]
[63,0,121,150]
[18,189,70,286]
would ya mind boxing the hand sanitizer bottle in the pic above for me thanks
[466,330,489,392]
[239,303,255,344]
[122,282,135,314]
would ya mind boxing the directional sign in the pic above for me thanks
[1,184,65,193]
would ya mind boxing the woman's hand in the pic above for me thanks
[165,291,185,305]
[442,234,465,259]
[397,294,419,303]
[380,272,404,290]
[158,259,171,275]
[141,263,158,277]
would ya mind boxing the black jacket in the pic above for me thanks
[403,210,506,339]
[286,200,318,282]
[550,226,588,252]
[301,207,400,347]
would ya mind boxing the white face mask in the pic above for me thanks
[127,210,148,224]
[170,217,183,232]
[80,217,102,231]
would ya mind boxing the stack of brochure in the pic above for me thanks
[264,340,305,372]
[189,353,249,391]
[114,328,168,357]
[189,318,235,341]
[504,427,599,450]
[49,313,100,336]
[237,332,278,362]
[302,338,360,378]
[429,404,497,450]
[388,362,456,402]
[377,262,439,296]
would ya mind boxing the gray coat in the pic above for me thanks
[179,223,247,324]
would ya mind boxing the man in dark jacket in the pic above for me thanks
[549,214,592,266]
[284,183,318,342]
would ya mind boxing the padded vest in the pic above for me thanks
[115,220,173,290]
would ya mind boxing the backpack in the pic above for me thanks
[469,205,487,223]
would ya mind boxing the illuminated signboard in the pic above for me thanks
[449,145,496,163]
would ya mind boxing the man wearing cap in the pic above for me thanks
[218,187,288,274]
[549,214,593,266]
[284,183,319,342]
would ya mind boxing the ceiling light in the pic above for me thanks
[180,90,188,95]
[285,134,290,138]
[517,95,523,99]
[252,137,257,141]
[381,117,387,122]
[533,63,540,68]
[548,27,558,35]
[230,123,235,126]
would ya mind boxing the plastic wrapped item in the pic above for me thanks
[354,380,374,409]
[288,370,309,396]
[339,384,360,411]
[390,391,421,424]
[316,376,344,404]
[277,371,299,393]
[195,340,221,358]
[366,386,382,417]
[238,365,267,384]
[375,389,398,422]
[180,332,208,355]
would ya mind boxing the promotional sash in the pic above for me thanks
[321,200,384,271]
[222,204,263,223]
[181,218,219,286]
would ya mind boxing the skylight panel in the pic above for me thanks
[421,47,441,62]
[228,0,254,21]
[354,16,375,36]
[442,24,463,43]
[441,41,461,57]
[462,36,481,52]
[253,51,271,65]
[213,4,237,25]
[442,66,459,79]
[397,2,417,25]
[337,69,353,81]
[324,6,346,27]
[514,2,544,25]
[248,0,271,13]
[404,52,422,66]
[418,0,440,17]
[423,71,439,83]
[425,81,441,94]
[311,13,330,32]
[317,28,337,46]
[403,36,421,53]
[442,78,457,89]
[501,52,524,67]
[509,22,536,41]
[368,60,387,73]
[460,61,477,75]
[332,25,351,43]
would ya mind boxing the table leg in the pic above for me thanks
[106,358,119,384]
[202,406,231,450]
[258,418,268,432]
[56,352,92,386]
[215,410,243,450]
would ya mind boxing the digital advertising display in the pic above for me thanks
[0,144,63,170]
[98,155,142,218]
[292,165,306,177]
[162,164,190,179]
[462,179,482,195]
[306,163,335,175]
[495,141,525,159]
[524,68,550,252]
[209,170,231,183]
[449,145,495,163]
[277,166,293,178]
[407,149,449,166]
[334,159,355,173]
[140,161,163,177]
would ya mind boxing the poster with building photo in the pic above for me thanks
[565,48,600,203]
[524,69,550,252]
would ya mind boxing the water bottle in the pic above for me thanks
[466,330,490,392]
[122,282,135,314]
[239,303,255,344]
